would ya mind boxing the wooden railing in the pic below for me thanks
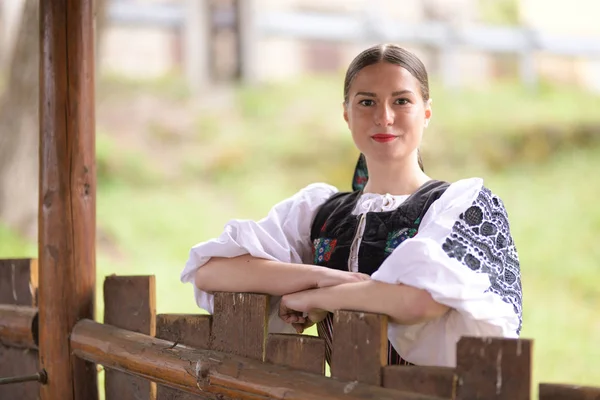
[1,258,600,400]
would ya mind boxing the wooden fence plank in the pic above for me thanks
[539,383,600,400]
[210,292,269,361]
[0,259,37,306]
[155,314,212,400]
[0,347,40,399]
[383,365,457,399]
[455,337,532,400]
[0,258,39,400]
[156,314,212,349]
[104,275,156,400]
[266,333,326,375]
[330,310,387,386]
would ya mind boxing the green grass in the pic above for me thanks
[0,224,36,257]
[2,75,600,395]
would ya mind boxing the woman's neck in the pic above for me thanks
[362,156,431,196]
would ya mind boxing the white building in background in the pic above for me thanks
[1,0,599,91]
[520,0,600,92]
[100,0,493,85]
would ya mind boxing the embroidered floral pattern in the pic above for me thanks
[441,187,523,333]
[352,154,369,191]
[384,217,421,254]
[313,238,338,264]
[385,227,417,254]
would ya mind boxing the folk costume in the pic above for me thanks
[181,154,523,367]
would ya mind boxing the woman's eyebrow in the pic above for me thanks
[355,91,376,97]
[354,90,415,97]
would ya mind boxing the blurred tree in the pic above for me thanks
[0,0,107,239]
[0,0,39,238]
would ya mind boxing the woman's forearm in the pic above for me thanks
[194,255,323,296]
[306,280,449,325]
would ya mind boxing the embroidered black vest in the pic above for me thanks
[310,179,450,366]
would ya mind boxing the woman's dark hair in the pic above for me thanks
[343,44,429,171]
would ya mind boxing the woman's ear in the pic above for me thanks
[424,98,432,128]
[343,101,349,123]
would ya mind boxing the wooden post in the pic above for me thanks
[103,276,156,400]
[39,0,97,399]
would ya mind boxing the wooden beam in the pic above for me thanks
[71,319,446,400]
[539,383,600,400]
[39,0,97,399]
[0,305,38,349]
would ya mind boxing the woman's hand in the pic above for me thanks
[279,290,328,334]
[280,271,371,333]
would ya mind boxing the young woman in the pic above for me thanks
[180,44,522,368]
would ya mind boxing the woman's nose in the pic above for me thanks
[374,104,394,126]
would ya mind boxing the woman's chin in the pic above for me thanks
[364,147,411,163]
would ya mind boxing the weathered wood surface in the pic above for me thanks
[210,292,269,361]
[266,333,326,375]
[539,383,600,400]
[0,258,39,400]
[0,347,40,399]
[383,365,456,399]
[71,319,446,400]
[156,314,212,400]
[0,305,38,349]
[39,0,98,399]
[156,314,212,349]
[104,275,156,400]
[0,259,38,306]
[331,311,387,385]
[455,337,532,400]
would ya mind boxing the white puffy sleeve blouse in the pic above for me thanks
[180,178,522,367]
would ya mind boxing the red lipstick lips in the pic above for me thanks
[371,134,397,143]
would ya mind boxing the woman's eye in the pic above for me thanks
[395,98,410,105]
[358,99,375,106]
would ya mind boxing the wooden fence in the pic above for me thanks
[1,257,600,400]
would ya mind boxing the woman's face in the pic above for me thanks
[343,62,431,164]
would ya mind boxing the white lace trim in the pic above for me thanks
[348,193,409,272]
[352,192,409,215]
